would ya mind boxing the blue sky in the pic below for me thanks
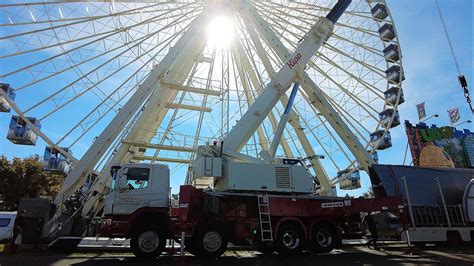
[0,0,472,196]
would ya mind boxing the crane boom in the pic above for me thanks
[223,0,350,155]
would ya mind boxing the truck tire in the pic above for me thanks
[185,238,199,256]
[130,226,166,260]
[309,224,337,253]
[194,228,227,258]
[446,231,462,247]
[275,223,305,256]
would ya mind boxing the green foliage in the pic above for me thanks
[0,155,62,211]
[362,187,374,198]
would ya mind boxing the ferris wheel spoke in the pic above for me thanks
[23,19,191,118]
[322,44,387,80]
[8,10,196,90]
[60,30,187,149]
[307,62,380,119]
[0,2,171,40]
[0,4,201,60]
[58,53,157,148]
[296,90,354,170]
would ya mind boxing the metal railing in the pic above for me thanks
[411,204,465,227]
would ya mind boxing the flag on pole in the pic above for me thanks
[416,102,426,120]
[447,107,460,125]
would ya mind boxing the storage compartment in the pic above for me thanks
[215,161,315,194]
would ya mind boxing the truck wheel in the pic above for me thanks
[309,224,336,253]
[446,231,462,247]
[185,238,199,256]
[275,223,305,256]
[130,227,165,260]
[194,229,227,258]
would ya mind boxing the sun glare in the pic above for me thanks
[207,16,234,49]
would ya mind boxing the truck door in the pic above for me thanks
[113,166,153,215]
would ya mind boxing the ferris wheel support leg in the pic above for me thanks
[230,38,294,158]
[50,12,209,225]
[80,17,211,218]
[230,42,271,153]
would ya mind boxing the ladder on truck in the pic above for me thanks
[258,193,273,242]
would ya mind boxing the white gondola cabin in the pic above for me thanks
[371,3,388,20]
[43,147,72,174]
[338,169,361,190]
[370,130,392,150]
[0,83,16,113]
[384,87,404,106]
[7,116,41,145]
[379,108,400,128]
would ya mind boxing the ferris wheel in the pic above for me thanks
[0,0,404,205]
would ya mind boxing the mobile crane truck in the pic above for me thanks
[99,0,408,259]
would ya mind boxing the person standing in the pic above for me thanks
[364,212,379,250]
[11,210,27,253]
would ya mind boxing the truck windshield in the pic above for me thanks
[122,167,150,190]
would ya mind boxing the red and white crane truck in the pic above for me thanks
[100,162,407,259]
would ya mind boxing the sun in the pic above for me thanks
[207,16,234,49]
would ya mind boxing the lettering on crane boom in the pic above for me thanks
[321,200,351,208]
[287,53,302,70]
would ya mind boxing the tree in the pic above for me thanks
[0,155,63,210]
[362,187,374,198]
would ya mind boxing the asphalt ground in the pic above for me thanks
[0,245,473,266]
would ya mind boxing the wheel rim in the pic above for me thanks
[202,231,222,252]
[138,231,160,253]
[282,230,300,249]
[316,229,333,248]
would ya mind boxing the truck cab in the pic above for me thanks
[102,163,170,237]
[104,163,170,215]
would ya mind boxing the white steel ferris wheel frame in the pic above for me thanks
[0,0,404,220]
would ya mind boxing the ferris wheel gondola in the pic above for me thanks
[0,0,405,205]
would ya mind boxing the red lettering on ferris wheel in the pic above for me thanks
[287,53,302,70]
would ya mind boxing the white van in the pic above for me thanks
[0,212,17,243]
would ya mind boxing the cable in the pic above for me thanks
[435,0,461,75]
[435,0,473,113]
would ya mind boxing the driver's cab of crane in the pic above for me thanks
[104,163,170,215]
